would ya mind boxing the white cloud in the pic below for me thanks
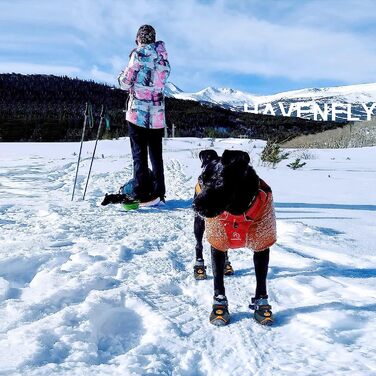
[1,0,375,90]
[284,0,376,30]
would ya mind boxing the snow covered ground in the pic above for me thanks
[0,138,375,375]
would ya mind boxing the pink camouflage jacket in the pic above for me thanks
[118,41,171,129]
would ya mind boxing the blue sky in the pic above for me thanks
[1,0,375,94]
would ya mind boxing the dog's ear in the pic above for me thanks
[199,149,219,168]
[221,150,250,167]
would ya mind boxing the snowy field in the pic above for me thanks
[0,138,375,376]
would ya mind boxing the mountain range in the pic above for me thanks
[165,82,376,122]
[1,73,341,142]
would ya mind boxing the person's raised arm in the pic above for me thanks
[118,50,140,91]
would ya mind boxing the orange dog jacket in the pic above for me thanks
[196,180,277,252]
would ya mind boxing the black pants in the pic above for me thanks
[128,121,165,201]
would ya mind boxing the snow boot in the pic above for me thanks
[249,295,274,326]
[193,259,207,280]
[224,261,234,276]
[210,295,230,326]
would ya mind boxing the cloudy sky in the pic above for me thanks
[1,0,375,94]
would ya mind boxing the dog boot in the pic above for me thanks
[210,295,230,326]
[193,259,207,280]
[224,261,234,276]
[249,295,274,326]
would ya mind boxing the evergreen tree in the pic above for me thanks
[261,141,290,168]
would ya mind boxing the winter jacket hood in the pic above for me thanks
[134,41,168,60]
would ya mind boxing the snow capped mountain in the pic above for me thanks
[164,82,183,96]
[168,85,259,108]
[166,82,376,121]
[256,83,376,104]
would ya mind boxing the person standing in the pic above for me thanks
[118,25,170,204]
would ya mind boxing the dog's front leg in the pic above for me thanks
[211,246,226,296]
[251,248,273,325]
[253,248,270,298]
[209,246,230,326]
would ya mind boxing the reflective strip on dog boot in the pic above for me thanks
[224,261,234,276]
[210,295,230,326]
[249,296,274,326]
[194,260,207,280]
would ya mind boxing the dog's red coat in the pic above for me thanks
[197,180,277,252]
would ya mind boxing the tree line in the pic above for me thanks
[0,74,344,142]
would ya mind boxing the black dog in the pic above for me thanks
[101,169,158,206]
[101,193,130,206]
[193,149,276,326]
[193,150,234,280]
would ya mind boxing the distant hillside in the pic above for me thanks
[0,74,343,142]
[282,119,376,148]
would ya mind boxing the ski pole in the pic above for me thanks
[71,102,89,201]
[82,105,105,200]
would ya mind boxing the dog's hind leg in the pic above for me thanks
[224,251,234,275]
[194,214,205,261]
[193,214,207,279]
[253,248,270,298]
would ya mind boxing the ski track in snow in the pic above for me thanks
[0,138,375,376]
